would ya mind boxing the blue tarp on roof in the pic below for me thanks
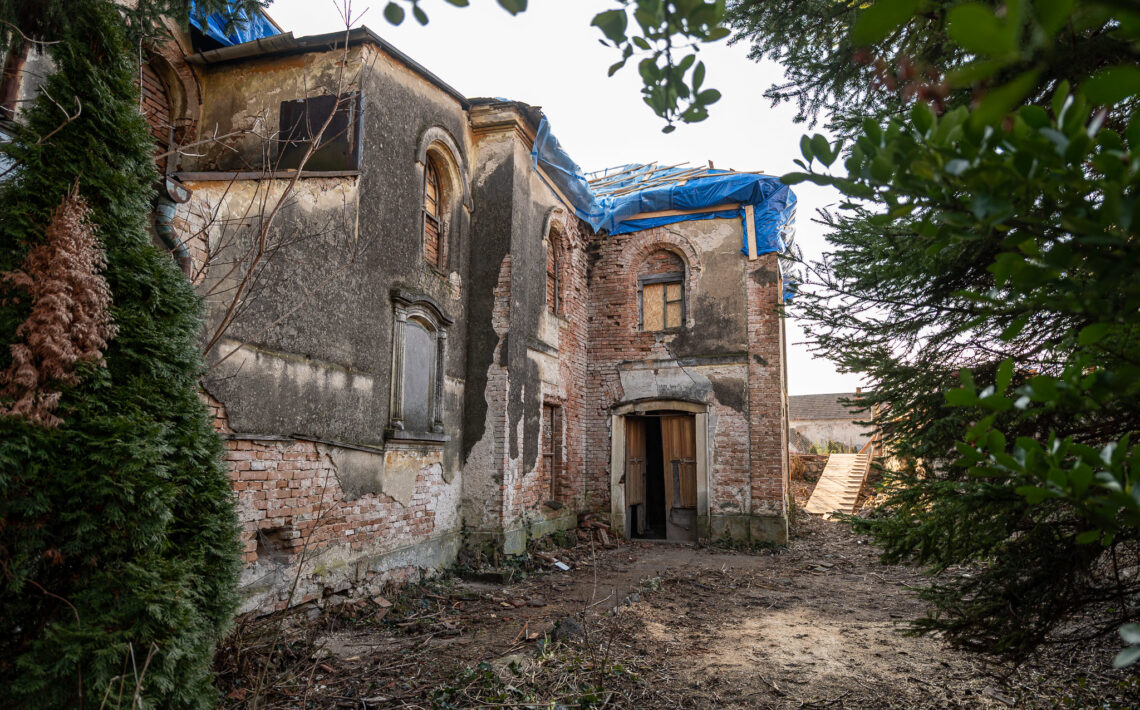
[189,1,281,47]
[530,117,797,267]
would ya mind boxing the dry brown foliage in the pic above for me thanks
[0,190,117,426]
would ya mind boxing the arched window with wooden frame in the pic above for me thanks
[546,227,561,315]
[423,156,445,268]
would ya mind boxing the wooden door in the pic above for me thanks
[661,415,697,510]
[624,418,646,534]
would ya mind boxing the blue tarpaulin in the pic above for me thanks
[189,1,281,47]
[530,117,797,266]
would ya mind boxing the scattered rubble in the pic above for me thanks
[214,516,1135,708]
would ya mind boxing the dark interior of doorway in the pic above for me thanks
[634,417,666,540]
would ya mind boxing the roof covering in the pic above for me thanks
[529,118,797,298]
[189,1,281,47]
[789,393,865,421]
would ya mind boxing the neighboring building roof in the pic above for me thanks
[789,392,865,421]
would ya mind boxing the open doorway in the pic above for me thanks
[625,413,697,542]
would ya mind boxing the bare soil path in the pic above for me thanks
[216,516,1137,709]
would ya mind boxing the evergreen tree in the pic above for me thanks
[726,0,1135,139]
[756,0,1140,662]
[0,0,261,705]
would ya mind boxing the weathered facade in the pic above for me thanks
[2,16,793,613]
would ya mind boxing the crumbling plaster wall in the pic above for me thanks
[206,395,460,614]
[460,111,583,554]
[189,46,368,172]
[178,41,477,605]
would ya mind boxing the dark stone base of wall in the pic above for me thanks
[699,513,788,546]
[463,509,579,557]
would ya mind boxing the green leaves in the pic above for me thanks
[776,0,1140,668]
[496,0,528,15]
[851,0,922,45]
[383,1,405,25]
[590,0,729,129]
[948,2,1017,56]
[1083,66,1140,105]
[971,70,1041,127]
[1078,322,1112,346]
[380,0,524,28]
[592,8,628,43]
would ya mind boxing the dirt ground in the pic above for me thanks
[215,510,1138,709]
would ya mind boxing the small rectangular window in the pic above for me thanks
[640,276,683,331]
[277,92,362,171]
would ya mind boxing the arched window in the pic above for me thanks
[638,249,686,331]
[546,227,561,314]
[140,63,173,172]
[423,156,445,268]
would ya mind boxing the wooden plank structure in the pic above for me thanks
[661,415,697,511]
[625,418,646,534]
[586,162,767,198]
[803,441,874,517]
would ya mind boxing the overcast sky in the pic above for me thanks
[267,0,865,396]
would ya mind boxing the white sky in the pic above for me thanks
[267,0,865,396]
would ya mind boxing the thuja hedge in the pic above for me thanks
[0,1,240,706]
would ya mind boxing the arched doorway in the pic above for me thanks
[610,400,709,542]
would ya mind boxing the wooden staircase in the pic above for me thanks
[803,443,874,517]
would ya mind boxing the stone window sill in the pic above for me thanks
[385,428,449,446]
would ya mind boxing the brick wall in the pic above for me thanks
[583,223,788,538]
[205,393,458,613]
[504,215,589,529]
[746,252,790,521]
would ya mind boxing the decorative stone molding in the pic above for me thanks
[388,289,453,443]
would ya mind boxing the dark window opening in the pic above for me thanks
[638,418,667,539]
[546,235,560,314]
[424,157,444,268]
[277,92,362,171]
[542,403,562,500]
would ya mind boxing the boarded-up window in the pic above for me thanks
[542,403,562,500]
[423,157,444,268]
[402,320,434,432]
[278,92,362,171]
[546,237,559,314]
[389,291,452,438]
[640,276,684,331]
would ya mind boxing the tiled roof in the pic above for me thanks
[788,392,864,421]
